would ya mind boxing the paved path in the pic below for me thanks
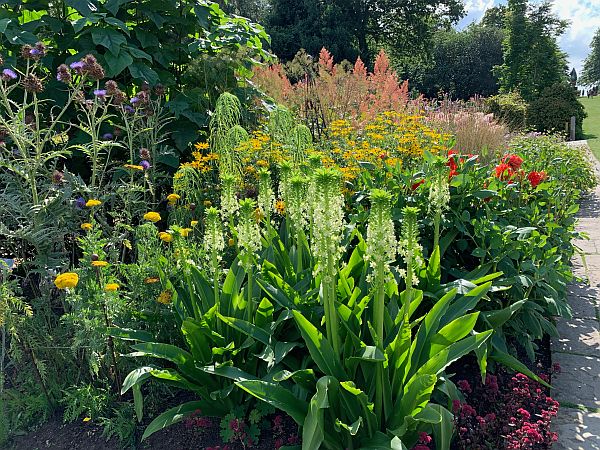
[552,148,600,449]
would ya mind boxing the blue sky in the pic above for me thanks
[458,0,600,75]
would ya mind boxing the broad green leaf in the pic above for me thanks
[426,246,441,290]
[218,314,271,345]
[108,327,153,342]
[483,300,526,328]
[133,384,143,422]
[428,312,480,357]
[130,342,192,366]
[122,366,153,394]
[141,401,204,440]
[303,376,334,450]
[430,404,454,450]
[91,28,126,55]
[236,380,308,425]
[490,347,551,388]
[128,61,160,85]
[104,51,134,78]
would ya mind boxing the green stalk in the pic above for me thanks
[325,252,340,355]
[433,211,441,252]
[246,266,254,322]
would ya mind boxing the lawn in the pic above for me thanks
[580,96,600,161]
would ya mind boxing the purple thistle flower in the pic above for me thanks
[130,96,139,104]
[124,105,135,114]
[94,89,107,98]
[29,48,41,56]
[70,61,84,69]
[75,196,85,209]
[140,160,151,170]
[1,69,17,81]
[102,133,113,140]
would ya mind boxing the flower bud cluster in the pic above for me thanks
[220,173,239,223]
[204,207,225,277]
[236,199,261,272]
[397,206,423,287]
[257,168,274,219]
[428,163,450,217]
[365,189,397,284]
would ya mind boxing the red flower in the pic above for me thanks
[527,171,546,188]
[411,179,425,190]
[447,150,459,171]
[494,163,513,180]
[449,168,459,179]
[504,154,523,170]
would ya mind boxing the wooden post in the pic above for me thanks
[570,116,576,141]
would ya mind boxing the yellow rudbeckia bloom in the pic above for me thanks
[158,231,173,242]
[104,283,119,292]
[167,193,180,204]
[54,272,79,289]
[144,212,161,223]
[157,290,173,304]
[92,260,109,267]
[81,222,93,231]
[191,220,199,227]
[86,199,101,207]
[179,228,192,237]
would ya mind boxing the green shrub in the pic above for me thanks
[527,82,587,139]
[485,91,528,130]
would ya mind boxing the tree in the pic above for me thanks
[581,29,600,87]
[570,68,578,86]
[408,25,504,99]
[267,0,464,66]
[497,0,568,101]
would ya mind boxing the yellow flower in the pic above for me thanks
[158,231,173,242]
[179,228,192,237]
[82,417,91,423]
[203,200,212,207]
[194,142,209,150]
[86,199,101,207]
[228,238,235,247]
[157,289,173,305]
[80,222,93,231]
[92,260,109,267]
[275,200,285,215]
[104,283,119,292]
[144,212,161,223]
[124,164,144,171]
[54,272,79,289]
[144,277,160,284]
[167,193,180,204]
[191,220,199,227]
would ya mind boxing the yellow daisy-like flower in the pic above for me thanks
[191,220,198,227]
[86,199,101,207]
[80,222,93,231]
[104,283,119,292]
[144,277,160,284]
[167,193,180,204]
[143,212,161,223]
[124,164,144,171]
[179,228,192,237]
[157,289,173,305]
[203,200,212,207]
[194,142,209,150]
[158,231,173,242]
[274,200,285,215]
[91,260,109,267]
[228,238,235,247]
[54,272,79,289]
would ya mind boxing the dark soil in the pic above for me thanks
[6,413,297,450]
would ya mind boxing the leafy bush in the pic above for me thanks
[527,82,587,139]
[485,92,528,131]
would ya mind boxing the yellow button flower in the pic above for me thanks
[104,283,119,292]
[167,193,180,204]
[191,220,198,227]
[85,199,101,207]
[92,260,109,267]
[179,228,192,237]
[54,272,79,289]
[81,222,93,231]
[158,231,173,242]
[157,289,173,305]
[144,212,161,223]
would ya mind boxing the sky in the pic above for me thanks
[458,0,600,75]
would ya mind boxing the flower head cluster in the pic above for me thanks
[236,199,262,272]
[527,171,546,188]
[365,189,396,284]
[204,207,225,277]
[397,206,423,287]
[257,168,274,220]
[220,173,239,224]
[428,163,450,216]
[54,272,79,289]
[287,174,309,239]
[278,161,293,202]
[311,168,345,282]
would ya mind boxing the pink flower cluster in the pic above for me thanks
[454,370,559,449]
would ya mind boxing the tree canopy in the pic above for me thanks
[581,29,600,87]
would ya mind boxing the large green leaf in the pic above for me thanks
[122,366,153,394]
[141,401,205,440]
[236,380,308,425]
[429,404,454,450]
[91,28,126,55]
[303,376,333,450]
[490,347,551,388]
[130,342,192,366]
[428,312,480,357]
[128,61,160,85]
[104,50,133,78]
[218,314,271,346]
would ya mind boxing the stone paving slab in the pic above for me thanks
[567,284,600,319]
[553,318,600,356]
[553,408,600,450]
[553,353,600,408]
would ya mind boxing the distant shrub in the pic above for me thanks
[485,92,528,130]
[527,83,587,139]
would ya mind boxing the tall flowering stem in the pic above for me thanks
[220,173,239,229]
[288,174,309,273]
[398,206,423,315]
[236,199,261,321]
[428,163,450,251]
[365,189,396,423]
[312,168,344,355]
[204,207,225,315]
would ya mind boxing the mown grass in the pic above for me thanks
[580,97,600,161]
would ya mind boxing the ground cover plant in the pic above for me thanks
[0,24,597,450]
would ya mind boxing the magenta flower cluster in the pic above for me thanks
[453,370,559,450]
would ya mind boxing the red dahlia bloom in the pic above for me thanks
[527,171,546,188]
[504,154,524,170]
[494,163,513,180]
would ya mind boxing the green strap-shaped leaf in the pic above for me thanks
[303,376,334,450]
[429,404,454,450]
[428,312,480,357]
[141,401,205,440]
[236,380,308,425]
[490,346,551,388]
